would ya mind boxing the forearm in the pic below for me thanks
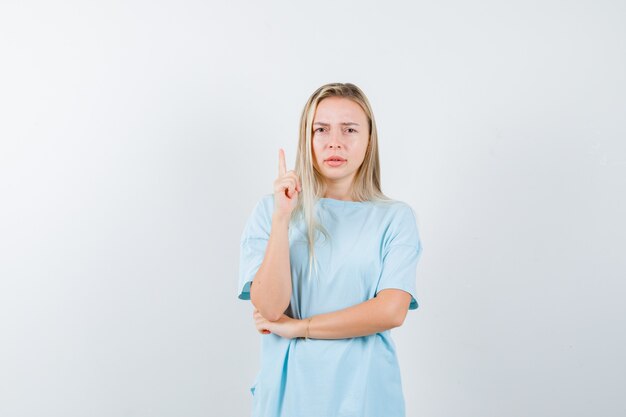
[301,296,400,340]
[250,213,292,321]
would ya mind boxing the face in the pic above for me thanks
[311,97,370,183]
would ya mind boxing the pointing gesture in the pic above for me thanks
[279,147,287,177]
[274,148,301,219]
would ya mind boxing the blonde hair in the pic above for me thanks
[288,82,394,281]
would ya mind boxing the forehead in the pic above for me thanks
[313,97,367,123]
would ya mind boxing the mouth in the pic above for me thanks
[325,158,347,167]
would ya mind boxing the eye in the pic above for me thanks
[314,127,326,133]
[346,128,357,133]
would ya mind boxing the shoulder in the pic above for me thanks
[259,193,275,211]
[375,199,421,241]
[373,198,417,222]
[249,193,275,216]
[243,193,275,233]
[377,199,422,249]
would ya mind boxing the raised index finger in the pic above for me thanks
[278,148,287,176]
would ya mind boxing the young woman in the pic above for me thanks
[238,82,423,417]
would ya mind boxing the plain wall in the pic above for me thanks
[0,0,624,416]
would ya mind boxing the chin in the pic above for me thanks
[323,171,350,180]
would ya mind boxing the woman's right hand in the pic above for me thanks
[273,148,301,220]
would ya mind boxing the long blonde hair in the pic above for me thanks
[289,82,394,281]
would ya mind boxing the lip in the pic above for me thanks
[324,156,347,162]
[325,159,346,167]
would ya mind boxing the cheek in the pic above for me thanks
[361,142,369,156]
[352,144,368,164]
[312,143,323,159]
[351,137,368,156]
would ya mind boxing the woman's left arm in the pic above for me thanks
[252,289,412,340]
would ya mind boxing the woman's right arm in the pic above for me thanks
[249,213,292,322]
[250,148,300,322]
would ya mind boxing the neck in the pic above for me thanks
[322,179,354,201]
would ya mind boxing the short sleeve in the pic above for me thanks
[238,194,273,300]
[375,204,423,310]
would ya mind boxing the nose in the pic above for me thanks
[328,130,342,149]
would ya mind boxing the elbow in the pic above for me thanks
[255,305,287,322]
[391,316,404,328]
[376,289,412,329]
[389,313,406,329]
[264,311,285,322]
[379,301,405,329]
[264,298,291,321]
[387,305,409,328]
[250,285,289,322]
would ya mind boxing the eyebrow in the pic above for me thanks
[313,122,360,126]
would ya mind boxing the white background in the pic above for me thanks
[1,1,624,416]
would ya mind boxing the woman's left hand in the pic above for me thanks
[253,308,304,339]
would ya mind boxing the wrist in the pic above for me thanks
[300,317,312,339]
[272,213,291,227]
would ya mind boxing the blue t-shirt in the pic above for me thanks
[238,194,423,417]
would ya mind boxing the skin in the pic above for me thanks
[251,96,412,339]
[247,148,299,322]
[311,96,370,201]
[274,148,301,218]
[253,288,412,340]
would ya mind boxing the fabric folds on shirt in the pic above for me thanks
[238,194,423,417]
